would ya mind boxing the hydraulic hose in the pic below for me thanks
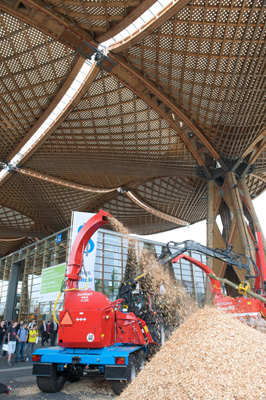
[52,278,90,324]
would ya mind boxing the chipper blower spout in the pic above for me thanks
[66,209,112,290]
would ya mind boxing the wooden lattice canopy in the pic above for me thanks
[1,0,266,257]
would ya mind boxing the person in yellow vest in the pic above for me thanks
[26,324,38,361]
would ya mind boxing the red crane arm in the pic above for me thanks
[66,209,112,289]
[172,254,222,294]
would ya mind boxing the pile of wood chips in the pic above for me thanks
[108,214,194,325]
[119,307,266,400]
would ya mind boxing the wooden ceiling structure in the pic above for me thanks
[1,0,266,259]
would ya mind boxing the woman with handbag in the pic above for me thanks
[26,324,38,361]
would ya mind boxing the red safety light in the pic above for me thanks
[115,357,125,365]
[32,354,41,362]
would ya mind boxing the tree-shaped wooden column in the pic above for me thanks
[206,172,266,297]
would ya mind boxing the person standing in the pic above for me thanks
[28,319,36,330]
[39,320,47,346]
[16,320,24,333]
[26,324,38,361]
[49,320,58,346]
[7,321,18,366]
[0,321,6,354]
[15,319,24,352]
[46,321,51,343]
[2,321,8,357]
[15,323,28,362]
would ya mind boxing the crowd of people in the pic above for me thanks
[0,319,58,366]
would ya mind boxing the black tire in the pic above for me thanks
[147,321,165,359]
[36,364,66,393]
[110,354,137,396]
[135,350,145,372]
[148,321,165,346]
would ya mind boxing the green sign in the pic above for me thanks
[39,263,66,302]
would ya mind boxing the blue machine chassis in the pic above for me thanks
[32,343,144,381]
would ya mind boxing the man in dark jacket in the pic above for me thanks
[39,321,48,346]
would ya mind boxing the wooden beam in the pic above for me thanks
[240,179,266,249]
[250,173,266,184]
[96,0,157,43]
[0,237,26,241]
[126,190,188,226]
[15,167,118,193]
[109,0,191,53]
[242,128,266,165]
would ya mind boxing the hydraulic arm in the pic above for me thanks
[157,240,259,280]
[117,239,260,302]
[117,240,258,302]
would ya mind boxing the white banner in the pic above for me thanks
[70,212,98,290]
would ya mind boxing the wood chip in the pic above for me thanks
[119,307,266,400]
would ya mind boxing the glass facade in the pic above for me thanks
[0,227,208,325]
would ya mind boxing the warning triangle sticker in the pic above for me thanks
[60,310,74,326]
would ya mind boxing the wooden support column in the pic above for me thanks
[225,172,256,281]
[206,181,224,276]
[205,180,215,304]
[240,179,266,250]
[207,180,215,254]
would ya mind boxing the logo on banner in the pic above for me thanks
[77,225,95,255]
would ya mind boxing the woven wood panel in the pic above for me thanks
[0,11,77,161]
[24,69,197,187]
[0,206,45,238]
[0,238,35,260]
[253,151,266,173]
[245,173,266,198]
[135,177,207,224]
[43,0,149,41]
[118,0,266,160]
[0,173,102,234]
